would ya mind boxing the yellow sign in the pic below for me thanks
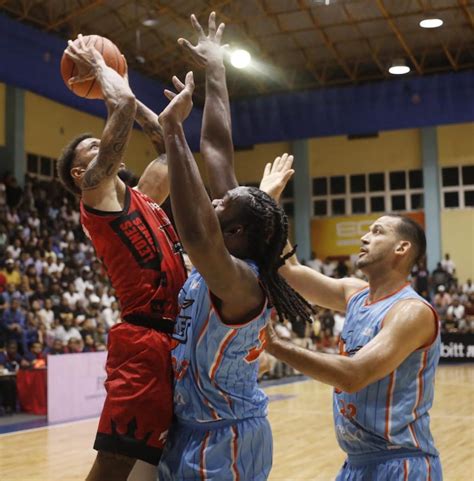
[311,212,424,259]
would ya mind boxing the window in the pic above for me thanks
[313,177,327,196]
[351,197,366,214]
[440,165,474,209]
[312,168,424,217]
[391,195,406,211]
[389,171,406,190]
[462,166,474,185]
[465,191,474,207]
[350,174,366,193]
[314,200,327,216]
[330,176,346,195]
[26,153,55,179]
[409,170,423,189]
[369,173,385,192]
[444,192,459,208]
[442,167,459,187]
[332,198,346,215]
[27,154,38,174]
[411,193,424,210]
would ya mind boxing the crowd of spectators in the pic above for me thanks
[0,173,116,380]
[0,172,473,400]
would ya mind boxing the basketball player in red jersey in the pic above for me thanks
[57,35,186,481]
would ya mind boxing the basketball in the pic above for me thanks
[60,35,126,99]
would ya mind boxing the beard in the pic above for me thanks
[117,168,138,187]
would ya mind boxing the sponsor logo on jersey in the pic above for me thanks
[110,211,162,270]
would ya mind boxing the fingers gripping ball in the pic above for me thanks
[61,35,126,99]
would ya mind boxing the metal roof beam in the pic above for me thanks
[376,0,423,75]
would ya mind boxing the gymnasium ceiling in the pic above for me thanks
[1,0,474,100]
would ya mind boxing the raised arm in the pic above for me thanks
[159,72,264,324]
[65,35,136,207]
[266,299,436,392]
[134,99,169,204]
[179,12,238,199]
[259,155,367,311]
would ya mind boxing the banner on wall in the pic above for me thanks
[47,351,107,423]
[311,212,425,259]
[440,333,474,363]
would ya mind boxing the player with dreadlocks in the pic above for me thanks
[157,13,312,481]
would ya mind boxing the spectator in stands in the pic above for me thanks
[48,315,76,347]
[462,278,474,295]
[431,262,450,291]
[1,298,26,348]
[434,285,452,308]
[4,175,23,208]
[44,338,64,356]
[441,253,456,276]
[66,337,84,354]
[23,341,46,368]
[412,260,430,300]
[1,259,21,287]
[335,259,349,279]
[322,257,335,277]
[447,296,466,333]
[0,340,28,371]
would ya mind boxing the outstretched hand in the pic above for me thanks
[65,34,106,84]
[178,11,227,67]
[158,71,195,126]
[259,153,295,202]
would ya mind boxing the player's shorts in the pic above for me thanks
[336,449,442,481]
[158,416,273,480]
[94,322,174,465]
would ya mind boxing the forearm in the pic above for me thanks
[268,339,359,392]
[201,60,238,199]
[95,63,135,112]
[135,100,165,154]
[163,121,221,248]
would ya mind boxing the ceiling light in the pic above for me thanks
[389,58,410,75]
[419,17,443,29]
[142,18,159,27]
[230,49,251,69]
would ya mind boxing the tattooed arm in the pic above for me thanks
[65,34,136,211]
[134,100,170,205]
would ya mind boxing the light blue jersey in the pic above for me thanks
[159,262,273,480]
[334,284,441,462]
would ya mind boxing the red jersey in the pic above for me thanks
[80,187,186,323]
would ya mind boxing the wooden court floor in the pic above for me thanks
[0,364,472,481]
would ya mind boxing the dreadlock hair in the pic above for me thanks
[241,187,315,325]
[57,133,93,196]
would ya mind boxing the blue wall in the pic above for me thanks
[0,13,202,150]
[1,12,474,150]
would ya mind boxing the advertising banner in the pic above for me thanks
[440,333,474,363]
[311,211,425,259]
[47,351,107,423]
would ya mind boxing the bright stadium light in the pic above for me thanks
[231,49,251,69]
[419,17,443,29]
[389,58,410,75]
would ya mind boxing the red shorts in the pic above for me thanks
[94,322,174,465]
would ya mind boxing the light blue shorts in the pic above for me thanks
[158,417,272,481]
[336,451,442,481]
